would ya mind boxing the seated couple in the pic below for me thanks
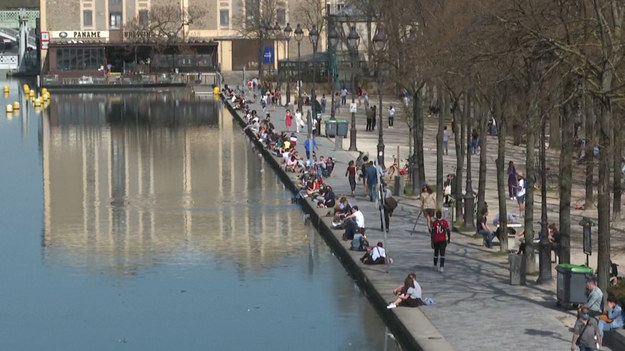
[340,206,365,241]
[360,241,386,265]
[387,273,424,309]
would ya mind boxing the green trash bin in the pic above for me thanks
[325,120,338,137]
[556,264,594,308]
[336,119,349,137]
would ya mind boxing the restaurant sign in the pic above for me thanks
[51,31,110,40]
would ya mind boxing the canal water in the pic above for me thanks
[0,81,399,350]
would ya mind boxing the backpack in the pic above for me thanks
[432,220,447,243]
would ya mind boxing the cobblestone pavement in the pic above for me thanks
[223,74,618,351]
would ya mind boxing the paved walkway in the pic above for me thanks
[223,78,618,351]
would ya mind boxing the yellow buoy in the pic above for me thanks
[34,97,41,106]
[213,86,220,95]
[41,88,48,94]
[13,101,19,110]
[3,85,9,93]
[29,89,35,97]
[42,93,49,101]
[6,111,13,119]
[6,104,13,113]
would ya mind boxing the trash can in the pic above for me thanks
[325,120,338,137]
[509,254,527,285]
[556,264,594,308]
[336,119,349,137]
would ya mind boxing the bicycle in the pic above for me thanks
[534,167,559,192]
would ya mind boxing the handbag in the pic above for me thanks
[385,197,398,210]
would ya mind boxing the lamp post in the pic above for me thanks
[373,26,387,168]
[347,26,360,152]
[294,24,304,113]
[309,24,319,136]
[283,23,292,107]
[328,25,339,120]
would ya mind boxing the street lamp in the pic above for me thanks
[294,23,304,113]
[283,23,292,107]
[328,25,339,120]
[309,24,319,136]
[347,25,360,152]
[373,26,387,168]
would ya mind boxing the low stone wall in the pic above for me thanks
[222,95,433,351]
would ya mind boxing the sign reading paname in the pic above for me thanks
[51,31,110,40]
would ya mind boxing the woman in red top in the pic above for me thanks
[285,109,293,131]
[345,160,357,197]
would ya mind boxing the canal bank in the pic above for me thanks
[221,96,453,351]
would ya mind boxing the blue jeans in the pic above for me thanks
[478,229,494,247]
[368,182,377,201]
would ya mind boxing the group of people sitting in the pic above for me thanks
[571,277,624,350]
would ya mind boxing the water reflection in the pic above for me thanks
[41,93,306,273]
[0,87,400,350]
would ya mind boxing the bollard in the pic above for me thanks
[12,101,19,110]
[334,135,343,151]
[6,104,13,113]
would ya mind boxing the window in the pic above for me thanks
[276,9,286,26]
[83,10,93,27]
[220,9,229,27]
[139,10,149,27]
[110,12,122,29]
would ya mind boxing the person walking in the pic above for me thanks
[380,183,395,232]
[431,210,450,272]
[516,173,526,216]
[340,87,348,105]
[285,109,293,131]
[366,107,373,131]
[371,105,377,131]
[345,160,357,197]
[507,161,518,200]
[361,156,370,197]
[294,108,304,133]
[321,94,327,113]
[420,185,436,230]
[388,106,395,127]
[571,306,602,351]
[442,125,451,155]
[365,161,378,202]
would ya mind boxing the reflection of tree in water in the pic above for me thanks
[49,92,219,127]
[107,93,219,127]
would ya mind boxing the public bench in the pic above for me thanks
[494,223,523,249]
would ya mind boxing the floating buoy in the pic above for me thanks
[3,85,9,93]
[42,93,49,101]
[213,86,220,95]
[34,97,41,106]
[29,89,35,97]
[6,104,13,112]
[6,111,13,119]
[41,88,48,95]
[12,101,19,110]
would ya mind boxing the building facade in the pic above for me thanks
[39,0,330,77]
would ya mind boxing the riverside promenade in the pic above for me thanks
[221,82,620,350]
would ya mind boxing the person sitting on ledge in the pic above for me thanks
[387,273,424,309]
[360,241,385,264]
[341,206,364,241]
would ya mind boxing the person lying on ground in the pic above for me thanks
[387,273,424,309]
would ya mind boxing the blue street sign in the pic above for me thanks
[263,46,274,64]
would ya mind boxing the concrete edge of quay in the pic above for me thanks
[221,95,455,351]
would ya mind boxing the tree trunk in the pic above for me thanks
[417,89,426,188]
[451,95,465,223]
[464,92,475,231]
[524,99,538,273]
[597,99,612,300]
[477,100,488,217]
[585,94,595,209]
[613,111,622,220]
[411,89,420,194]
[538,112,552,283]
[436,88,444,208]
[559,99,574,264]
[495,98,508,252]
